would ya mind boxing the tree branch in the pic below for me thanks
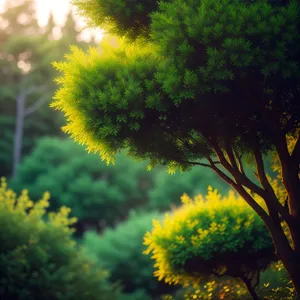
[24,94,50,117]
[225,144,239,171]
[206,157,238,187]
[254,148,292,224]
[180,160,219,168]
[291,135,300,164]
[206,137,270,199]
[23,83,49,97]
[234,149,246,175]
[234,184,270,224]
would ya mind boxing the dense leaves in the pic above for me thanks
[0,178,119,300]
[72,0,159,38]
[10,137,157,228]
[52,0,300,172]
[144,187,276,288]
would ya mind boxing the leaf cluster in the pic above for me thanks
[52,0,300,171]
[0,178,119,300]
[143,187,275,287]
[72,0,159,38]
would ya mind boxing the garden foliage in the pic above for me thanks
[10,137,156,227]
[0,178,118,300]
[144,187,276,295]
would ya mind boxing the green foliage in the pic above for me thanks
[258,262,296,300]
[82,211,176,298]
[52,0,300,172]
[72,0,159,38]
[10,137,157,227]
[144,187,276,289]
[0,178,119,300]
[148,167,228,211]
[162,265,295,300]
[163,279,248,300]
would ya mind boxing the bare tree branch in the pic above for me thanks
[233,184,270,224]
[254,148,292,224]
[24,93,50,117]
[225,144,239,170]
[292,135,300,164]
[23,83,48,96]
[234,149,246,175]
[180,160,215,168]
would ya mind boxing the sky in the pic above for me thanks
[0,0,104,41]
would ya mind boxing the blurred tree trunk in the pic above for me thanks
[12,86,48,178]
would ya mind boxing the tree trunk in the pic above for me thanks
[288,263,300,300]
[283,222,300,299]
[12,86,49,178]
[12,90,26,178]
[240,276,260,300]
[270,222,300,298]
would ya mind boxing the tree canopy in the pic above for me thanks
[52,0,299,171]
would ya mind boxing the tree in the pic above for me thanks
[0,178,119,300]
[10,137,158,233]
[144,187,278,300]
[51,0,300,295]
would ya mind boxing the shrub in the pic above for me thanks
[82,211,176,299]
[144,187,277,299]
[11,137,157,229]
[0,178,118,300]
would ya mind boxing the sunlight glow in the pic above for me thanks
[0,0,104,42]
[35,0,104,42]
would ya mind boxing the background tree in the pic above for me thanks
[148,168,228,211]
[10,137,158,234]
[0,0,88,178]
[51,0,300,294]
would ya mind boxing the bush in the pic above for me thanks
[144,187,277,299]
[11,137,157,229]
[0,178,118,300]
[82,211,176,299]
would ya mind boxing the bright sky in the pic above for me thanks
[0,0,104,41]
[35,0,72,26]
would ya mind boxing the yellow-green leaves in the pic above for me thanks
[144,187,274,286]
[0,177,77,232]
[51,36,161,165]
